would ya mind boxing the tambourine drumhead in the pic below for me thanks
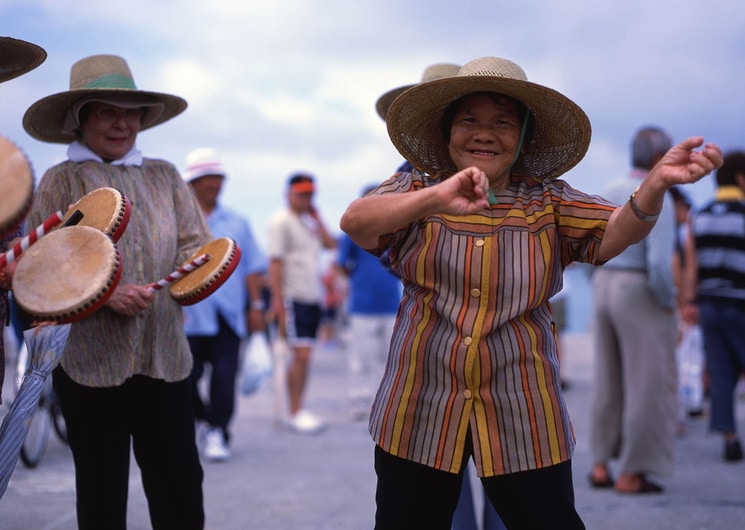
[169,237,241,306]
[0,136,34,239]
[12,225,121,323]
[61,187,131,241]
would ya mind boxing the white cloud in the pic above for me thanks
[157,58,222,106]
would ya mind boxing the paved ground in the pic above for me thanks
[1,333,744,529]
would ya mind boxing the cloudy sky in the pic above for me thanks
[2,0,743,250]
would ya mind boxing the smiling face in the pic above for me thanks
[78,102,143,162]
[446,92,524,189]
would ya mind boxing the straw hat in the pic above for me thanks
[0,36,47,83]
[376,63,460,121]
[23,54,187,144]
[385,56,591,180]
[183,147,227,182]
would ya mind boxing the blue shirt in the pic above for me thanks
[336,233,401,315]
[183,205,266,337]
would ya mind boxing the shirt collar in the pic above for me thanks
[67,140,143,166]
[715,185,745,201]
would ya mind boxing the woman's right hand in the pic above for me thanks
[436,166,491,215]
[341,166,491,250]
[104,284,154,316]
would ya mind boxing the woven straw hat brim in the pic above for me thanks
[386,75,591,180]
[0,37,47,83]
[23,89,187,144]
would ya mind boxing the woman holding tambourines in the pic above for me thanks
[21,54,210,529]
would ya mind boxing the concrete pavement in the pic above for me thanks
[1,333,744,529]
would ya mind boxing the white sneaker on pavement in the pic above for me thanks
[203,428,231,461]
[286,409,326,434]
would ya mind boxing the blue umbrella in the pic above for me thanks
[0,324,70,499]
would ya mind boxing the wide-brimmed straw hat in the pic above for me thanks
[386,56,591,180]
[23,54,187,144]
[183,147,228,182]
[0,36,47,83]
[375,63,460,121]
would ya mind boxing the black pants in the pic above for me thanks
[374,445,585,530]
[53,367,204,530]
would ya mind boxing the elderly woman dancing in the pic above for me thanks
[340,56,722,529]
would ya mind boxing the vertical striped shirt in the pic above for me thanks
[26,158,211,387]
[368,170,614,477]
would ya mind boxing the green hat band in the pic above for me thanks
[84,74,137,89]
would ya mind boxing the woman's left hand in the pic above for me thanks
[104,284,154,316]
[651,137,723,187]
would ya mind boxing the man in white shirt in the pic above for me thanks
[267,173,336,433]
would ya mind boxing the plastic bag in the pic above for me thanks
[676,324,705,414]
[240,332,273,395]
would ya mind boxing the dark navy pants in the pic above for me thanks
[699,301,745,433]
[188,313,241,439]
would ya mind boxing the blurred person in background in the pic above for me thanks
[589,126,678,494]
[691,151,745,462]
[182,147,267,462]
[267,173,336,434]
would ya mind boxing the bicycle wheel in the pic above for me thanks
[20,392,51,468]
[50,394,68,445]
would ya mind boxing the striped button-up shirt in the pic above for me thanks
[27,158,211,387]
[368,170,615,477]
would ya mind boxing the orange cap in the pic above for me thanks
[290,181,315,194]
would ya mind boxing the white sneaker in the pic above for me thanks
[286,409,326,434]
[203,428,230,461]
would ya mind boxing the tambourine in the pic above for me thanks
[61,187,131,242]
[12,225,122,323]
[168,237,241,306]
[0,135,35,239]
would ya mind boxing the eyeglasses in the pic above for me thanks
[93,106,144,124]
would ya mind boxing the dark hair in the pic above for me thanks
[288,173,314,186]
[631,127,672,169]
[73,102,96,138]
[440,92,534,145]
[715,151,745,187]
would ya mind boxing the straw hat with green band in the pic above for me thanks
[385,56,592,181]
[0,36,47,83]
[23,54,187,144]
